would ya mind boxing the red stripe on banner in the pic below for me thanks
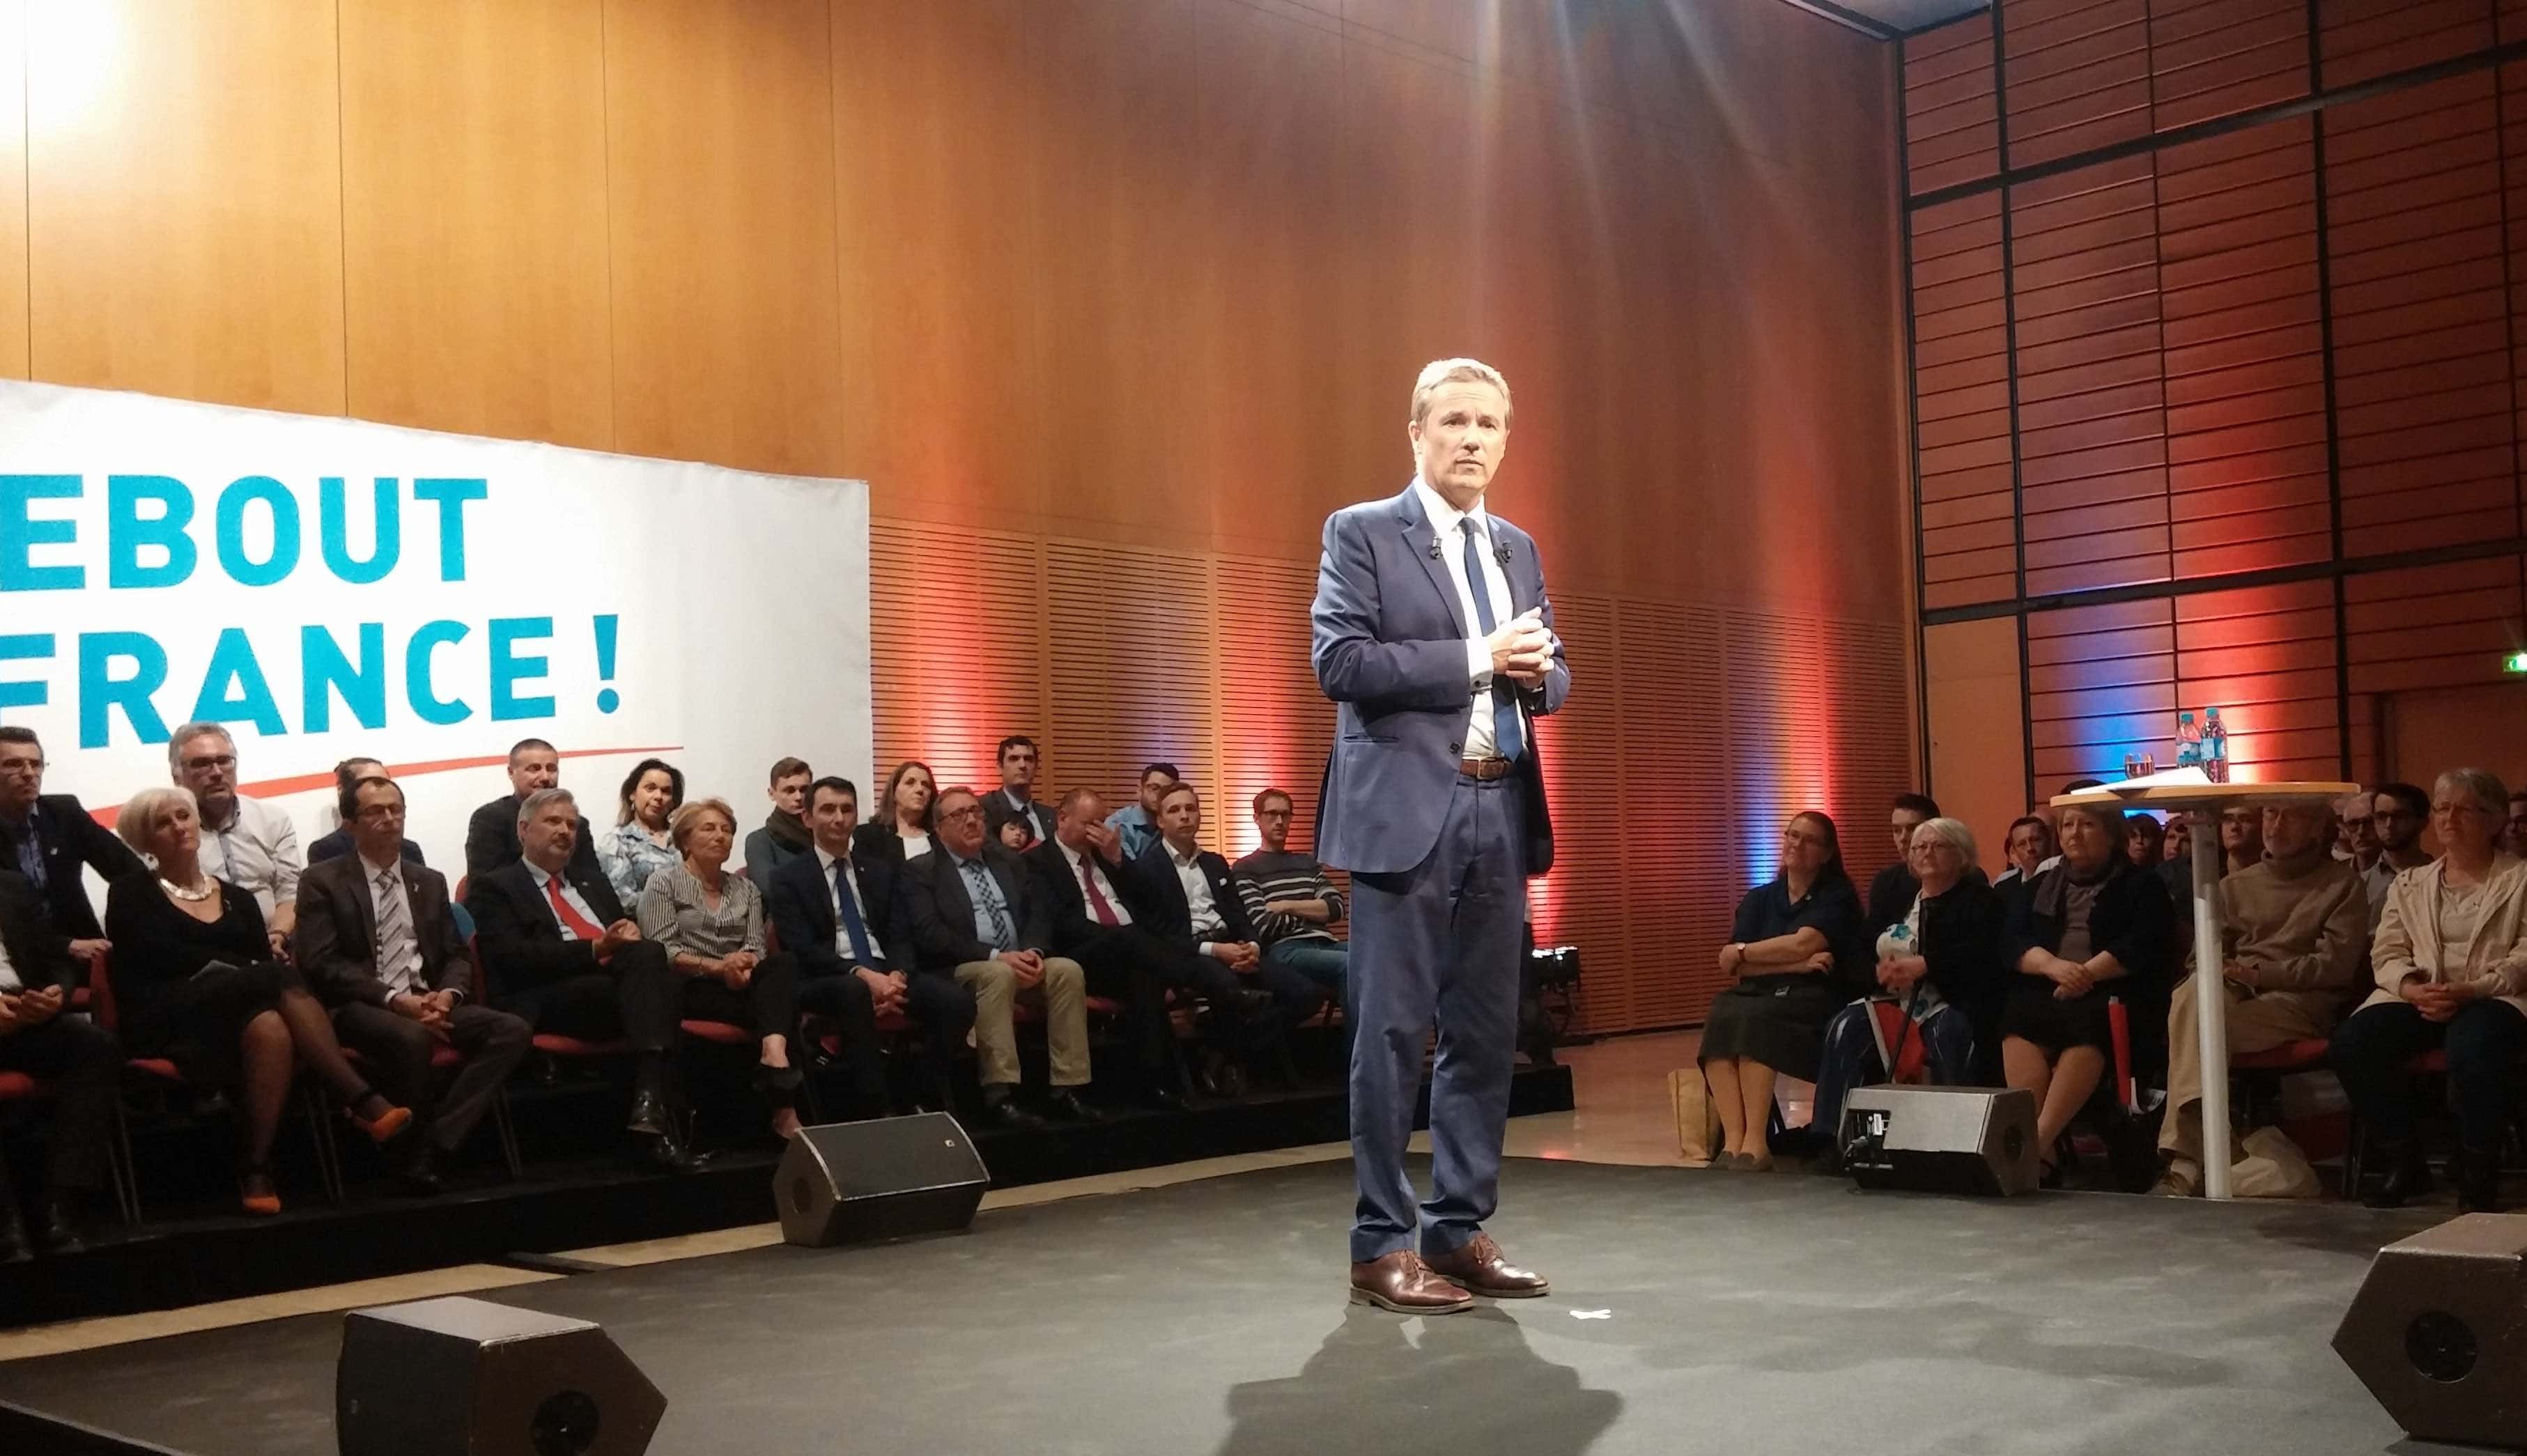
[88,745,685,828]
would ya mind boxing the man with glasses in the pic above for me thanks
[2505,789,2527,859]
[2365,782,2432,924]
[0,727,142,964]
[171,721,303,957]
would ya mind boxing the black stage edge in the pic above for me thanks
[0,1064,1574,1327]
[0,1156,2466,1456]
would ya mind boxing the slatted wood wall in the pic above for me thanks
[1908,0,2527,832]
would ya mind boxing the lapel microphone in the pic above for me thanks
[1495,541,1512,568]
[1428,536,1444,561]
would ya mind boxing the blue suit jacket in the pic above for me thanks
[1311,483,1568,876]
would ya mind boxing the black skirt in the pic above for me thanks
[125,959,304,1090]
[2000,977,2117,1055]
[1699,973,1841,1081]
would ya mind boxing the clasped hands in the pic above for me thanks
[0,984,65,1035]
[1487,610,1554,688]
[854,966,909,1014]
[1876,955,1927,995]
[994,947,1047,989]
[2032,952,2097,1000]
[2403,973,2483,1023]
[1716,943,1832,979]
[389,988,461,1039]
[1207,940,1262,972]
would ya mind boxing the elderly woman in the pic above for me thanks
[2001,798,2174,1183]
[2331,768,2527,1212]
[598,757,684,905]
[1809,817,2007,1168]
[104,787,410,1214]
[1702,812,1864,1170]
[637,797,805,1140]
[854,759,938,865]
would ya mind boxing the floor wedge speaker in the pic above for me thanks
[2335,1213,2527,1448]
[777,1110,988,1248]
[1840,1085,2040,1196]
[337,1295,665,1456]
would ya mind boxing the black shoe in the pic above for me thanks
[387,1145,446,1200]
[1042,1090,1104,1124]
[1141,1083,1186,1113]
[978,1096,1046,1132]
[638,1126,711,1175]
[2365,1140,2434,1209]
[626,1089,672,1138]
[753,1062,804,1098]
[1228,989,1275,1018]
[2459,1147,2503,1214]
[33,1197,84,1255]
[0,1200,31,1264]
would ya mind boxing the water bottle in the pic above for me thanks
[2176,711,2201,769]
[2203,706,2228,784]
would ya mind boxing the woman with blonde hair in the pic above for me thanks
[637,797,804,1140]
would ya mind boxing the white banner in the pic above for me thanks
[0,380,871,874]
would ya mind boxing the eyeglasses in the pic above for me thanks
[182,754,236,773]
[938,805,984,822]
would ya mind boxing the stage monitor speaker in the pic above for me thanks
[337,1295,665,1456]
[1840,1085,2039,1197]
[2334,1214,2527,1448]
[776,1110,988,1248]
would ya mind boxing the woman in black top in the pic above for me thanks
[105,787,410,1215]
[1701,811,1865,1170]
[2001,798,2175,1179]
[853,759,938,865]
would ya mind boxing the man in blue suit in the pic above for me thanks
[1313,357,1568,1315]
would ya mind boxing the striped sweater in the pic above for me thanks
[1232,849,1344,946]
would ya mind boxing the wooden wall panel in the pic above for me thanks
[2173,580,2342,780]
[1610,601,1726,1032]
[1215,556,1335,862]
[2345,557,2527,780]
[339,0,613,451]
[2151,0,2310,131]
[2002,0,2153,169]
[2027,599,2177,783]
[1925,616,2029,860]
[1907,15,2001,196]
[1532,594,1625,1033]
[1913,191,2018,608]
[2318,0,2495,91]
[0,0,24,380]
[1044,539,1225,851]
[868,520,1047,799]
[27,0,346,414]
[605,0,844,477]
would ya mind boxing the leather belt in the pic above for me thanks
[1459,757,1514,781]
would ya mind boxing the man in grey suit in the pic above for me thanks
[297,775,530,1195]
[1313,358,1568,1315]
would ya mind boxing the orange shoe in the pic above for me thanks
[348,1101,413,1144]
[240,1167,282,1216]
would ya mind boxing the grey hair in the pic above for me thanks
[1911,816,1978,867]
[516,786,578,829]
[2062,799,2131,841]
[116,784,199,854]
[165,721,235,771]
[1408,357,1513,428]
[2436,768,2509,820]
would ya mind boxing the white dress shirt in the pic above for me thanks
[813,844,888,964]
[1169,842,1228,954]
[0,930,18,992]
[198,793,303,917]
[1058,839,1134,927]
[525,860,604,940]
[363,851,425,996]
[1412,478,1519,759]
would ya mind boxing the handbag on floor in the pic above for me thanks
[2230,1126,2321,1199]
[1669,1067,1723,1167]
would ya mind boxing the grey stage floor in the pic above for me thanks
[0,1156,2470,1456]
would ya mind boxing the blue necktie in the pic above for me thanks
[962,860,1015,949]
[1461,518,1524,761]
[833,860,876,964]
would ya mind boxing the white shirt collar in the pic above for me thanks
[525,859,563,890]
[359,849,402,881]
[1168,841,1202,868]
[1412,478,1489,543]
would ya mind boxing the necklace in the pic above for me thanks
[159,875,215,902]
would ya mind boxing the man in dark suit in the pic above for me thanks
[463,738,603,888]
[0,726,144,965]
[467,787,700,1172]
[1132,783,1327,1049]
[897,786,1093,1129]
[1867,793,1942,928]
[307,757,426,867]
[980,736,1055,846]
[1030,787,1273,1110]
[296,775,530,1195]
[0,867,118,1257]
[768,775,973,1118]
[1312,359,1566,1313]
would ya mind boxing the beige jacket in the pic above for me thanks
[2361,854,2527,1018]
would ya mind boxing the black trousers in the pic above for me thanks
[2332,998,2527,1152]
[497,942,681,1051]
[330,1001,531,1154]
[1065,927,1186,1073]
[797,968,975,1111]
[0,1014,119,1198]
[678,950,801,1041]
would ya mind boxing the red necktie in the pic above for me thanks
[1080,860,1121,927]
[544,874,605,941]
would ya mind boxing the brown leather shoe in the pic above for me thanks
[1348,1250,1475,1315]
[1425,1233,1550,1298]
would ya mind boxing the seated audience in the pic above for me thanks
[107,787,412,1216]
[2154,801,2365,1198]
[982,736,1055,845]
[172,722,302,955]
[768,777,973,1118]
[741,757,814,888]
[307,758,426,865]
[0,726,142,962]
[1104,762,1178,863]
[1235,789,1349,1005]
[2165,804,2266,933]
[636,799,806,1140]
[2337,786,2379,866]
[598,757,683,906]
[897,787,1093,1129]
[2509,788,2527,858]
[1811,816,2005,1168]
[856,759,938,866]
[1866,793,1940,927]
[2001,798,2174,1184]
[464,738,605,887]
[997,816,1035,851]
[2332,768,2527,1212]
[1702,812,1864,1170]
[2125,813,2165,872]
[2363,782,2432,925]
[1134,783,1329,1047]
[1993,814,2054,894]
[295,775,530,1195]
[0,867,119,1257]
[467,788,702,1173]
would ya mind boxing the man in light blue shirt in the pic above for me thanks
[1104,761,1179,862]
